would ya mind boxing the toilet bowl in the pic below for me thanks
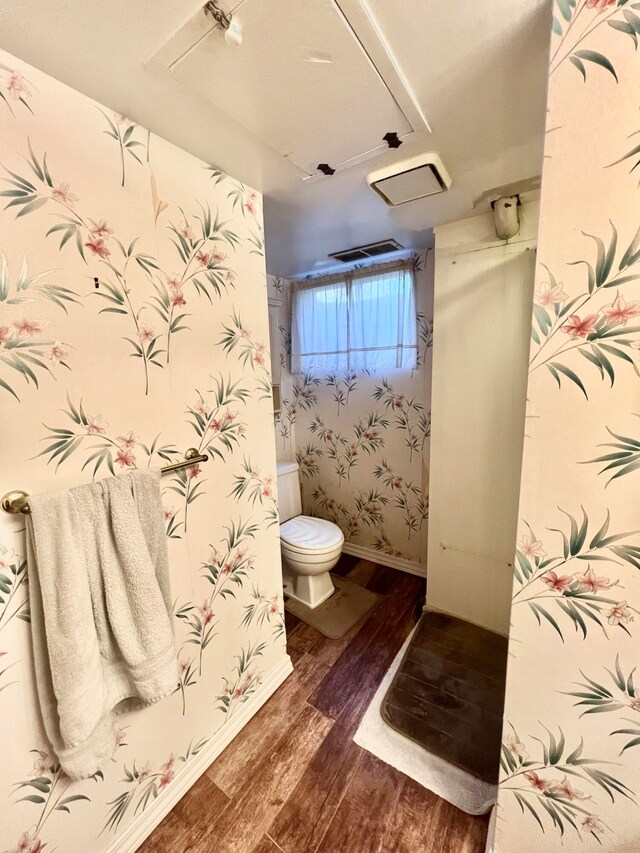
[280,515,344,608]
[276,462,344,609]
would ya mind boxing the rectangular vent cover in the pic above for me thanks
[367,152,451,206]
[329,239,404,263]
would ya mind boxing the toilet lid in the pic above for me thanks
[280,516,344,553]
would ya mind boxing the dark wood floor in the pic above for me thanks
[139,556,490,853]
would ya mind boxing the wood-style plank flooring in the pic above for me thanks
[139,556,490,853]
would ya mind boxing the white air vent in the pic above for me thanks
[368,152,451,206]
[329,239,403,263]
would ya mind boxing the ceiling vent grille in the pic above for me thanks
[329,239,404,264]
[367,152,451,206]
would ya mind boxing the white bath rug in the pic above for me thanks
[353,626,498,815]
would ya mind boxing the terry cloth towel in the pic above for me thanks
[26,469,178,780]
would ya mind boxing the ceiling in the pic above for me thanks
[0,0,551,277]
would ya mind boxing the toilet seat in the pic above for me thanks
[280,515,344,554]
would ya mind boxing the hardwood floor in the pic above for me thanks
[139,556,491,853]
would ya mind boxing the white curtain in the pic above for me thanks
[291,265,417,374]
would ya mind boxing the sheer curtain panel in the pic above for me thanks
[291,263,417,374]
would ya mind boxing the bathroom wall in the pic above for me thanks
[274,253,434,572]
[267,273,296,464]
[427,206,538,634]
[495,8,640,852]
[0,49,289,853]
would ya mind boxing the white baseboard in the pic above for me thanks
[342,542,427,578]
[104,654,294,853]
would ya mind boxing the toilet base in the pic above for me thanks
[283,569,335,609]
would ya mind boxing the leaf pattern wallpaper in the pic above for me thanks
[496,3,640,850]
[268,254,433,570]
[0,49,288,853]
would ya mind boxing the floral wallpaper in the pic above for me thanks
[496,3,640,850]
[0,49,287,853]
[271,254,433,569]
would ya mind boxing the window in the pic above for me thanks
[291,264,417,374]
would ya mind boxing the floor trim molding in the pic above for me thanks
[342,542,427,578]
[104,654,294,853]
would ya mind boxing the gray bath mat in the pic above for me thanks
[285,575,380,639]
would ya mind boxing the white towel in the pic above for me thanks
[26,469,178,780]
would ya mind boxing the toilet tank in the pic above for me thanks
[276,461,302,522]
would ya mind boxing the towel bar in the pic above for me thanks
[1,448,208,515]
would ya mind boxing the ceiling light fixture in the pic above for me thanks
[204,1,242,45]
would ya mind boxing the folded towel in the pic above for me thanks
[26,469,178,779]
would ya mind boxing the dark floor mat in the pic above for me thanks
[381,610,508,784]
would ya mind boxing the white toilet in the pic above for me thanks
[277,461,344,609]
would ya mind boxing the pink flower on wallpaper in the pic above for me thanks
[13,318,43,337]
[86,414,108,434]
[137,763,152,783]
[586,0,615,8]
[163,506,176,521]
[561,314,598,338]
[51,182,78,205]
[88,219,114,238]
[554,777,588,801]
[253,350,265,367]
[629,698,640,713]
[534,281,568,307]
[198,600,214,626]
[194,397,210,417]
[245,191,258,215]
[85,237,110,259]
[114,113,131,126]
[0,326,11,345]
[504,732,528,761]
[11,831,46,853]
[519,534,546,560]
[211,247,227,264]
[188,463,201,480]
[196,250,210,267]
[601,292,640,326]
[166,274,181,290]
[32,753,55,776]
[209,419,222,433]
[541,571,572,592]
[47,341,68,363]
[170,288,186,307]
[115,448,136,467]
[178,222,193,240]
[226,270,237,286]
[160,754,176,774]
[4,70,31,100]
[525,771,552,792]
[137,325,155,344]
[581,815,604,834]
[116,430,138,450]
[577,567,612,593]
[607,601,633,626]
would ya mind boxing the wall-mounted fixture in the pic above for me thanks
[367,152,451,206]
[491,195,522,240]
[204,1,242,45]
